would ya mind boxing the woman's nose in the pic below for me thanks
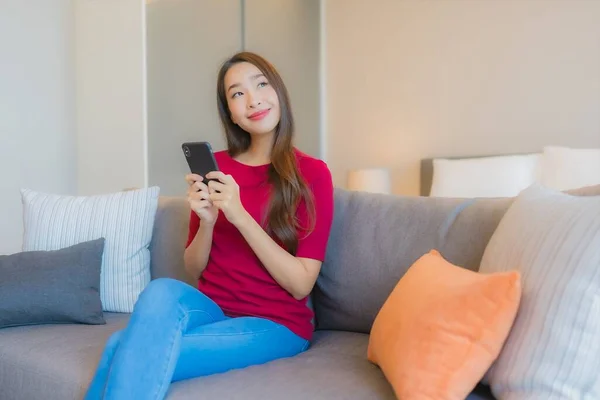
[247,92,261,108]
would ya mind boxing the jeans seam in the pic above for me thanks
[185,309,218,323]
[184,325,283,338]
[152,303,188,400]
[301,340,310,352]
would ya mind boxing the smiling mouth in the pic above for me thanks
[248,109,270,121]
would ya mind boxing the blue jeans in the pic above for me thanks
[85,278,310,399]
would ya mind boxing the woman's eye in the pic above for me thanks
[258,81,268,88]
[232,92,243,99]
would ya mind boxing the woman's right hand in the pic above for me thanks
[186,174,218,225]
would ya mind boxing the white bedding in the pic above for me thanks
[429,146,600,198]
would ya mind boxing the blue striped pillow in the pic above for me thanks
[21,187,160,313]
[479,184,600,399]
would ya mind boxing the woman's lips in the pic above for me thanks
[248,109,270,121]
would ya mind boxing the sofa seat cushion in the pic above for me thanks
[0,315,494,399]
[166,330,395,399]
[169,330,493,400]
[0,312,129,400]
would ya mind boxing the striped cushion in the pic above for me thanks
[21,187,160,313]
[479,184,600,399]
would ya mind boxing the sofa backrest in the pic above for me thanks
[148,185,600,335]
[149,196,195,286]
[312,189,513,334]
[147,191,513,333]
[313,184,600,334]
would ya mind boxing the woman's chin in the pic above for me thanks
[242,122,278,137]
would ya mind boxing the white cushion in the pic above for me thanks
[479,184,600,399]
[21,187,160,313]
[541,145,600,191]
[429,154,541,198]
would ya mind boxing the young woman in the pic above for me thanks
[85,52,334,399]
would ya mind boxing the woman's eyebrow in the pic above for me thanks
[227,82,241,92]
[227,74,265,92]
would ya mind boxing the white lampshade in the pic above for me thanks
[347,168,391,194]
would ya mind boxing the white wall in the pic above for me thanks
[75,0,147,195]
[0,0,77,254]
[325,0,600,195]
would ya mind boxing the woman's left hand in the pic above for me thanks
[205,171,249,227]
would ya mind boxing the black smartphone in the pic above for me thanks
[182,141,220,186]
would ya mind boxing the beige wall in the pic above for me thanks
[325,0,600,195]
[245,0,321,158]
[146,0,322,196]
[0,0,76,254]
[146,0,241,197]
[75,0,147,195]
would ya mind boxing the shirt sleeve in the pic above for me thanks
[185,210,200,248]
[295,164,335,261]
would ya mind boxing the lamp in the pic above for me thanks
[347,168,391,194]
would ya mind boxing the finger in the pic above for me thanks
[193,189,213,201]
[185,173,203,185]
[206,171,235,185]
[188,191,204,201]
[193,180,209,192]
[198,190,211,200]
[205,170,224,181]
[193,200,212,209]
[188,184,204,197]
[209,192,227,202]
[208,180,226,193]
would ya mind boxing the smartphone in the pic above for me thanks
[182,141,219,186]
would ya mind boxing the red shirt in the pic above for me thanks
[185,148,334,340]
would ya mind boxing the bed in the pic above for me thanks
[419,146,600,197]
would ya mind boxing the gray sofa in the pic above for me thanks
[6,185,573,400]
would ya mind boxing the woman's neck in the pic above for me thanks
[237,132,273,166]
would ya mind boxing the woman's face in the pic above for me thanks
[224,62,281,137]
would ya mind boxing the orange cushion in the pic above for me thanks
[367,250,521,400]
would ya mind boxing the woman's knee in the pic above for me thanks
[134,278,188,311]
